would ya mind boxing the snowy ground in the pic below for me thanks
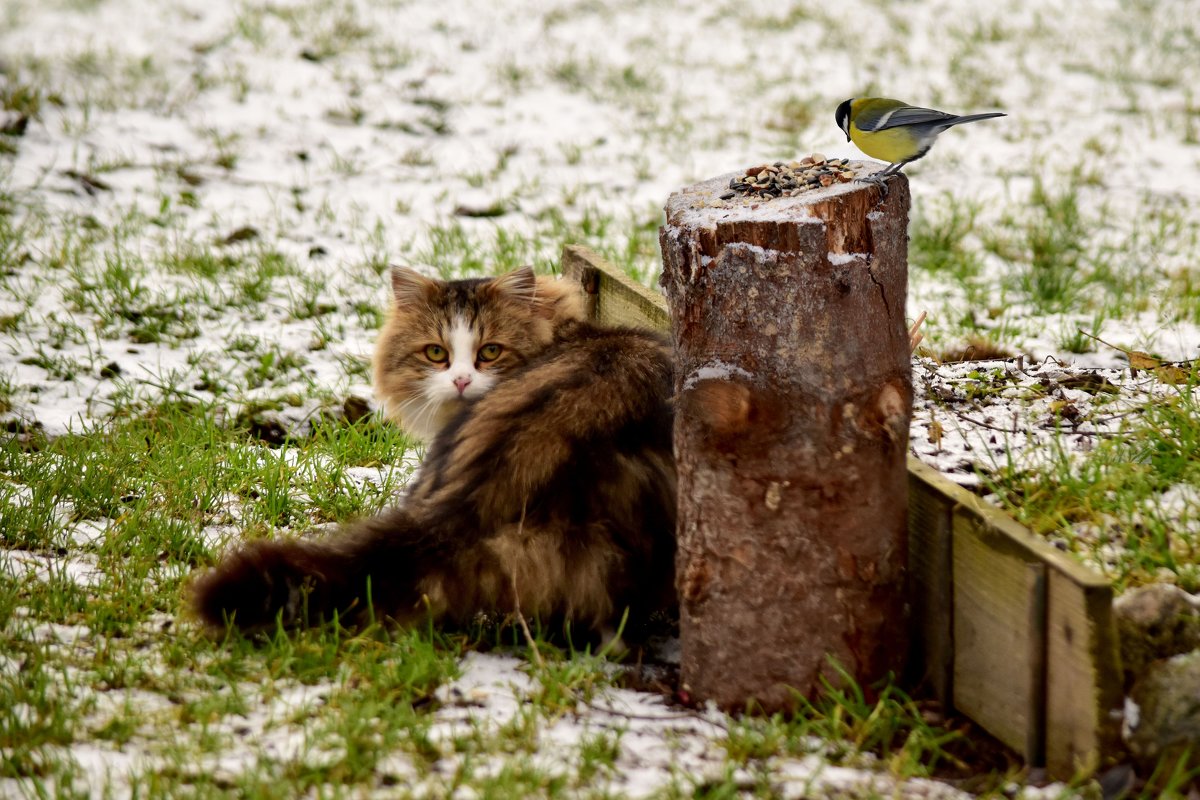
[3,0,1200,796]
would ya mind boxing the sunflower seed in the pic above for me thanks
[721,153,858,201]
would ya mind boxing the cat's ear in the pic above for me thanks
[488,266,537,303]
[390,266,439,307]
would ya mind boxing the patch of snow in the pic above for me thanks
[1123,696,1140,735]
[2,549,106,588]
[684,360,753,389]
[2,0,1197,795]
[827,252,868,265]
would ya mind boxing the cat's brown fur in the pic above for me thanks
[189,268,675,636]
[372,266,585,442]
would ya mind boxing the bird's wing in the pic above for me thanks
[857,105,958,132]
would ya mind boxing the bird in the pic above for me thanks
[835,97,1005,185]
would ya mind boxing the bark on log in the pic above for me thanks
[659,169,912,712]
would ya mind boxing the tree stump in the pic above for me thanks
[659,168,913,712]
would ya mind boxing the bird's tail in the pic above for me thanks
[188,507,444,634]
[945,111,1006,128]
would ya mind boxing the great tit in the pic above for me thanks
[835,97,1005,183]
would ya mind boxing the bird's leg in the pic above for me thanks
[854,161,905,197]
[854,168,892,197]
[855,172,889,186]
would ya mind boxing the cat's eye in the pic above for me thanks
[477,343,503,363]
[424,344,448,363]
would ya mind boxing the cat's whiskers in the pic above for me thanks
[392,393,444,435]
[393,387,474,443]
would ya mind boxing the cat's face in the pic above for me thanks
[373,266,580,442]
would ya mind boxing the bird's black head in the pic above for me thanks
[835,99,853,141]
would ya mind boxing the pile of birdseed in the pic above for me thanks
[720,155,858,199]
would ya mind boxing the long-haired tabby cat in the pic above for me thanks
[189,266,677,636]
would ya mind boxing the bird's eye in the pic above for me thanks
[477,343,503,363]
[424,344,448,363]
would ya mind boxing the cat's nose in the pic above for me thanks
[453,376,472,394]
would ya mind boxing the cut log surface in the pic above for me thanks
[660,169,913,711]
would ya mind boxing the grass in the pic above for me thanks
[402,205,663,284]
[4,0,1200,794]
[909,169,1200,354]
[910,192,985,286]
[0,203,1187,800]
[0,396,435,791]
[984,369,1200,592]
[0,396,992,795]
[0,184,1033,793]
[723,678,969,781]
[0,400,410,548]
[4,170,964,795]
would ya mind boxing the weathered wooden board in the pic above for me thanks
[559,243,1122,777]
[950,492,1123,770]
[562,245,669,330]
[906,458,956,708]
[952,503,1047,762]
[1045,567,1123,776]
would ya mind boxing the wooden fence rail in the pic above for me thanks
[560,244,1123,778]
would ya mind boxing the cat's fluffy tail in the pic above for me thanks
[188,508,441,634]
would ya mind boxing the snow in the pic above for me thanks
[4,549,106,588]
[3,0,1200,795]
[1123,697,1141,737]
[684,360,753,389]
[827,252,868,266]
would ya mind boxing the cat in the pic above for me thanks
[372,266,587,442]
[189,266,678,637]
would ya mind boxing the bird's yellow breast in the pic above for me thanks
[848,124,921,164]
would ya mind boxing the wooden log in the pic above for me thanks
[659,170,913,710]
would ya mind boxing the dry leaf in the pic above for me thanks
[1154,365,1192,384]
[1050,400,1081,421]
[1128,351,1161,370]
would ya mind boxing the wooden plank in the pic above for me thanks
[949,478,1121,774]
[935,468,1120,775]
[1026,562,1048,764]
[952,503,1047,761]
[560,244,601,321]
[562,245,668,331]
[906,457,955,708]
[1044,569,1123,777]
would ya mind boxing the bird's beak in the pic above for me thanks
[845,134,851,143]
